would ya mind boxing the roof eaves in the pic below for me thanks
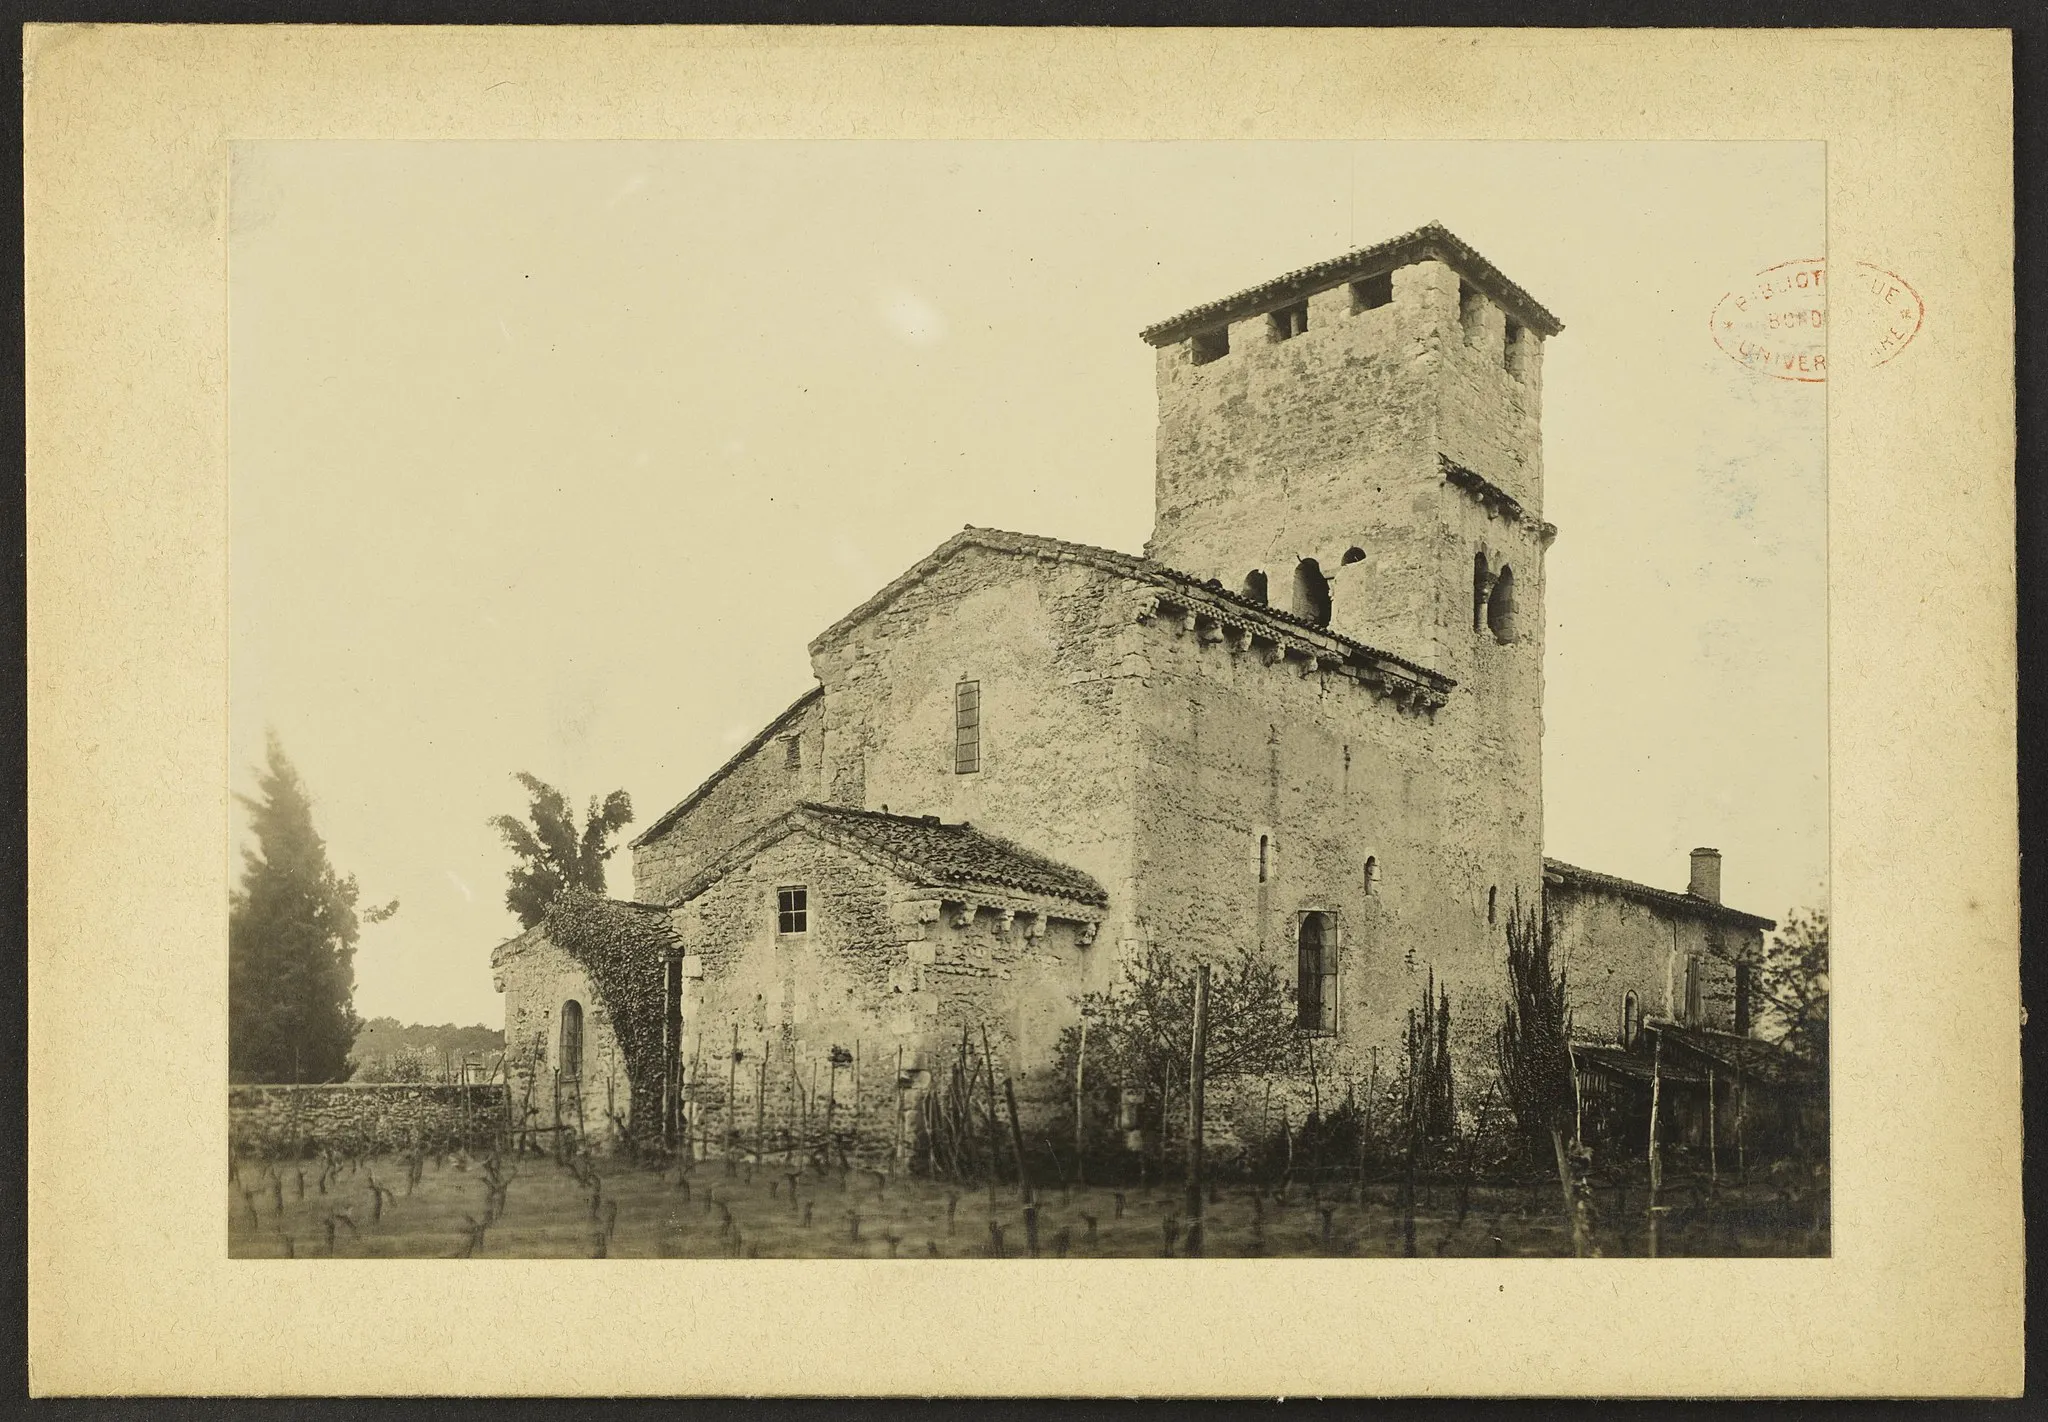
[1139,222,1565,347]
[1544,858,1777,932]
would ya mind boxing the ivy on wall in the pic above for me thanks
[540,891,679,1142]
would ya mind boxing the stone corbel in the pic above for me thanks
[1298,654,1321,677]
[951,902,976,929]
[1233,629,1256,655]
[1264,642,1289,666]
[997,907,1016,937]
[1077,921,1100,948]
[1021,912,1043,942]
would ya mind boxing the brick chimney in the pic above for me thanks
[1688,847,1723,904]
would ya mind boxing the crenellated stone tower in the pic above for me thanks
[1141,221,1562,934]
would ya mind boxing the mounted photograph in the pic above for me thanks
[226,140,1829,1260]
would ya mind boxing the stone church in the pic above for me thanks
[492,222,1777,1153]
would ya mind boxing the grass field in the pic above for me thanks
[228,1147,1827,1259]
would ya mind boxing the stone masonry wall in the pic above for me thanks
[495,929,633,1145]
[229,1083,508,1158]
[632,691,823,905]
[1545,885,1764,1042]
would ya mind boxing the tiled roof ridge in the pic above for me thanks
[798,801,1109,906]
[1139,221,1565,347]
[629,684,824,849]
[1544,856,1777,932]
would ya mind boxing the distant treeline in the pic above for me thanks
[349,1017,504,1077]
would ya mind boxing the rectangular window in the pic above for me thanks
[1269,301,1308,341]
[1684,954,1703,1025]
[1459,279,1486,341]
[776,886,808,935]
[1503,317,1523,373]
[1189,327,1229,365]
[780,734,801,769]
[954,679,981,774]
[1351,271,1393,311]
[1734,960,1753,1034]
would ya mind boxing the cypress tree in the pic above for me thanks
[229,735,388,1082]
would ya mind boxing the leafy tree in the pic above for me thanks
[229,734,396,1082]
[1058,943,1299,1167]
[1496,899,1575,1164]
[1760,906,1829,1065]
[488,774,635,929]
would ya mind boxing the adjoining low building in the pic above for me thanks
[491,223,1791,1160]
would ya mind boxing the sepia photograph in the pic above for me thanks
[226,140,1830,1261]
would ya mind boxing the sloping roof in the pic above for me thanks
[809,525,1454,695]
[672,802,1108,910]
[1139,221,1566,348]
[629,685,823,849]
[1647,1020,1819,1089]
[1544,857,1777,932]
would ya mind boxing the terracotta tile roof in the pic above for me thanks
[1544,857,1777,933]
[812,525,1454,696]
[1139,221,1566,347]
[671,802,1108,910]
[630,685,823,849]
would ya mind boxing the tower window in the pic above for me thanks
[780,734,802,769]
[1341,546,1366,565]
[1257,834,1269,884]
[1503,318,1524,373]
[1363,856,1380,896]
[1351,271,1393,311]
[1241,569,1268,604]
[954,679,981,774]
[1296,913,1336,1034]
[776,886,808,935]
[1269,301,1309,342]
[1487,885,1497,924]
[1189,327,1229,365]
[1487,565,1517,643]
[1621,991,1642,1048]
[1473,550,1491,633]
[1459,280,1487,342]
[1290,558,1331,627]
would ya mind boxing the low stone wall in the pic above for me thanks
[230,1082,508,1158]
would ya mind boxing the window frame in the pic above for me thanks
[953,678,981,775]
[1295,911,1338,1036]
[776,885,809,936]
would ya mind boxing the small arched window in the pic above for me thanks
[1487,565,1517,643]
[1291,558,1331,627]
[1621,991,1642,1048]
[1487,885,1497,924]
[1341,546,1366,566]
[1241,569,1268,604]
[1363,856,1380,896]
[559,1000,584,1080]
[1473,550,1491,632]
[1257,834,1269,884]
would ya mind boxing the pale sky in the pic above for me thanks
[230,141,1827,1027]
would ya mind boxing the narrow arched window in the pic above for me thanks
[1242,569,1268,604]
[1621,991,1641,1048]
[1297,913,1335,1033]
[1487,885,1497,924]
[1363,856,1379,896]
[559,1000,584,1080]
[1487,565,1517,643]
[1291,558,1331,627]
[1341,546,1366,566]
[1257,834,1269,883]
[1473,551,1491,632]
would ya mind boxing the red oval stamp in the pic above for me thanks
[1710,258,1924,382]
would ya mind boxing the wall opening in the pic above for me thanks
[1189,327,1229,365]
[1341,546,1366,565]
[954,679,981,774]
[1459,279,1487,342]
[1621,991,1642,1048]
[559,1000,584,1080]
[1257,834,1269,884]
[1352,271,1393,311]
[1291,558,1331,627]
[776,885,809,935]
[1268,301,1309,342]
[1296,912,1336,1033]
[1473,550,1491,632]
[1684,954,1704,1025]
[1487,565,1517,643]
[780,734,801,770]
[1503,317,1524,372]
[1487,885,1497,924]
[1241,569,1268,604]
[1735,960,1754,1034]
[1363,856,1379,896]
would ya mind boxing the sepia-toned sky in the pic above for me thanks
[230,141,1826,1027]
